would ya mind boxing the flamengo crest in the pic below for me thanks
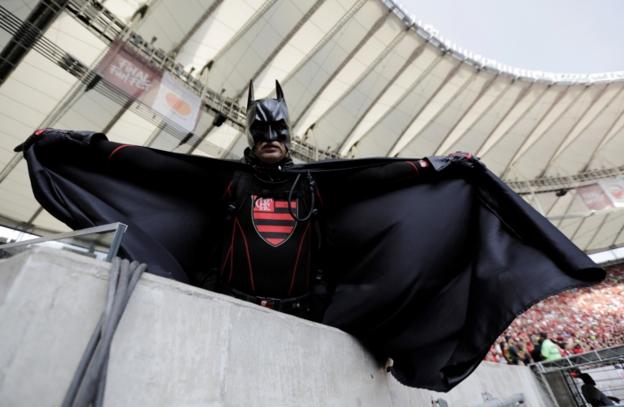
[251,195,298,247]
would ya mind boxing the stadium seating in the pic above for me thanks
[487,263,624,363]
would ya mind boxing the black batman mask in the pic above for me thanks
[245,80,291,150]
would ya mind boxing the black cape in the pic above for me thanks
[17,129,603,391]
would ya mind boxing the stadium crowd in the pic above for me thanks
[486,263,624,364]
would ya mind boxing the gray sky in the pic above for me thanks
[400,0,624,74]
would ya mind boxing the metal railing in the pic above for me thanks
[531,345,624,407]
[0,222,127,262]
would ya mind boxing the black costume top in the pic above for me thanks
[220,149,315,299]
[17,129,604,392]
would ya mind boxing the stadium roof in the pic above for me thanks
[1,0,624,254]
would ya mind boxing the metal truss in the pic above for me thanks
[507,165,624,195]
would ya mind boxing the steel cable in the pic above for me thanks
[61,258,147,407]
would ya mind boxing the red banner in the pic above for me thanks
[578,184,613,211]
[96,40,162,103]
[96,41,200,131]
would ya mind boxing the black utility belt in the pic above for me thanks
[220,285,310,312]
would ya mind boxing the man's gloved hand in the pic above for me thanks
[14,128,60,152]
[447,151,478,161]
[426,151,483,173]
[14,128,104,153]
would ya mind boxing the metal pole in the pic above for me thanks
[539,370,561,407]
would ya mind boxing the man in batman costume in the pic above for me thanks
[216,80,326,319]
[16,80,604,392]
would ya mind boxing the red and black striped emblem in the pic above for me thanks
[252,195,298,247]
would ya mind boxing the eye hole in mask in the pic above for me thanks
[251,122,269,134]
[251,120,289,139]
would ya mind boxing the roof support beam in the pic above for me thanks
[433,73,499,155]
[387,61,462,156]
[474,82,534,156]
[584,212,611,251]
[392,67,478,156]
[338,40,427,155]
[610,217,624,248]
[549,84,617,163]
[539,84,609,177]
[353,55,444,153]
[169,0,223,55]
[545,194,563,217]
[294,23,409,135]
[477,83,552,158]
[555,190,578,229]
[233,0,326,102]
[582,89,624,171]
[499,85,570,178]
[0,0,70,86]
[198,0,277,66]
[569,216,587,244]
[190,122,218,154]
[291,8,393,128]
[0,154,23,187]
[441,79,516,156]
[277,0,368,92]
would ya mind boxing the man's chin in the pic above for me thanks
[257,152,284,164]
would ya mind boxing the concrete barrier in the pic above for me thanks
[0,248,552,406]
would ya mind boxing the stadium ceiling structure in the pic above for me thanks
[1,0,624,254]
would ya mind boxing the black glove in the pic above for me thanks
[14,128,104,153]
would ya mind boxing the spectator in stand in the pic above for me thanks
[572,342,584,354]
[517,344,532,365]
[505,337,522,365]
[500,341,511,364]
[530,334,544,363]
[540,332,562,361]
[484,264,624,363]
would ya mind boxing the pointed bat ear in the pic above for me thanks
[247,80,254,110]
[275,80,284,101]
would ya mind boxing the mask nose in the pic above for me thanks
[266,127,279,141]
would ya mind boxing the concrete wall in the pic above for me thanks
[0,248,552,407]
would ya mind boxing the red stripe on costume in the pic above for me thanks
[257,225,294,233]
[225,218,237,281]
[275,201,297,209]
[253,212,295,220]
[315,187,324,208]
[222,179,233,199]
[267,237,285,245]
[288,223,311,297]
[108,144,131,160]
[405,160,420,176]
[235,218,255,292]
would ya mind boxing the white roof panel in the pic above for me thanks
[0,160,40,222]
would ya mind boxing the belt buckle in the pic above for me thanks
[259,298,275,309]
